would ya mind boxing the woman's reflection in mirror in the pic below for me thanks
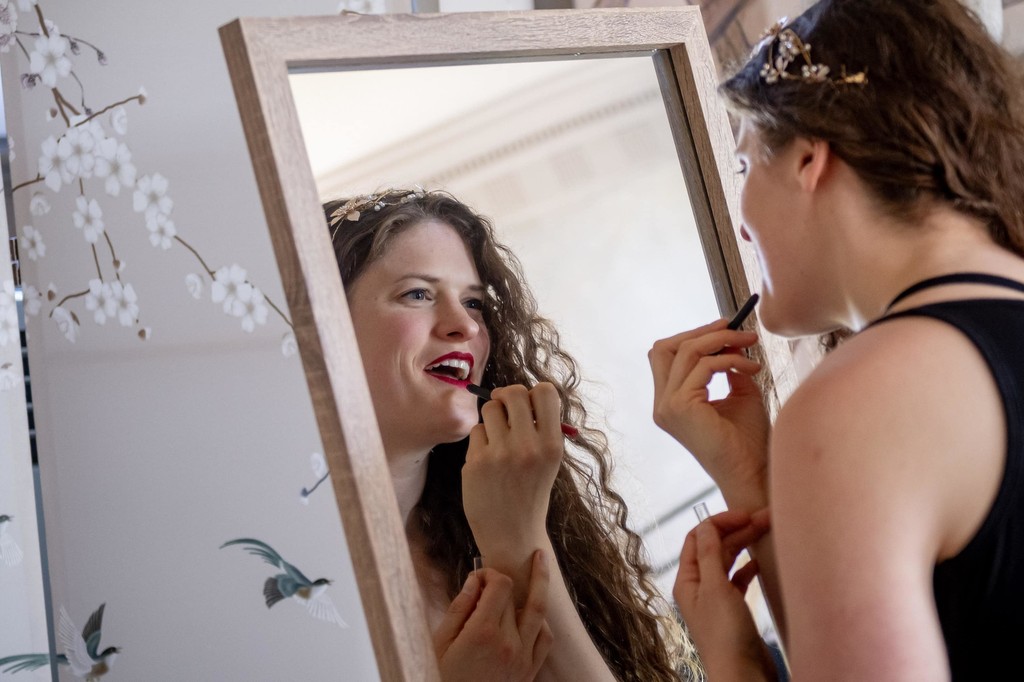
[325,190,703,681]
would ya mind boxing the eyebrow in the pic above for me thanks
[396,273,485,294]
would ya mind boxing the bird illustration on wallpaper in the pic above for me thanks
[3,2,296,353]
[221,538,349,628]
[0,514,24,566]
[0,603,120,679]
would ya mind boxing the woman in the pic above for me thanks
[649,0,1024,679]
[325,190,701,681]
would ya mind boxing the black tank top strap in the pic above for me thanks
[886,272,1024,312]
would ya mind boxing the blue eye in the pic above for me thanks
[402,288,430,301]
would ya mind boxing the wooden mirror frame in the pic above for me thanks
[218,8,773,680]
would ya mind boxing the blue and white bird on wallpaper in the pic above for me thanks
[0,603,120,680]
[221,538,349,628]
[0,514,24,566]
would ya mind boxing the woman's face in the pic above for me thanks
[735,118,824,336]
[347,219,491,456]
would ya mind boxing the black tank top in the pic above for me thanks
[872,273,1024,680]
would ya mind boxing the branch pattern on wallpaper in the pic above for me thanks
[1,0,296,353]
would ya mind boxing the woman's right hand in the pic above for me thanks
[648,319,770,507]
[462,383,564,576]
[434,550,553,682]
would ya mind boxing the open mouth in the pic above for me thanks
[424,355,472,385]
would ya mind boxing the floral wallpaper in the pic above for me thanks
[1,0,378,678]
[4,0,296,354]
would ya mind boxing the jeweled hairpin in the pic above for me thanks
[329,186,427,239]
[755,18,867,87]
[752,16,788,58]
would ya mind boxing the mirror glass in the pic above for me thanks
[290,54,728,598]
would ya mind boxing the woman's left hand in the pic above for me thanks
[434,552,553,682]
[648,321,769,509]
[675,508,776,682]
[463,382,564,595]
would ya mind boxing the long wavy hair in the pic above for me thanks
[325,190,702,681]
[722,0,1024,248]
[721,0,1024,349]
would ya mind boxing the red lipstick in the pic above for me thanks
[424,352,474,387]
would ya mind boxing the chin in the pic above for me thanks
[436,433,472,447]
[757,296,835,339]
[434,413,480,445]
[751,298,787,336]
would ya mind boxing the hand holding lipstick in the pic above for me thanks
[462,382,566,606]
[467,383,579,440]
[647,298,770,510]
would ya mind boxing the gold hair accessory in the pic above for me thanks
[755,18,867,86]
[329,187,427,239]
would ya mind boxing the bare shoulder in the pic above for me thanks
[769,316,1005,677]
[773,313,1005,556]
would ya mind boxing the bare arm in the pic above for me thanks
[463,383,618,682]
[770,319,1003,679]
[483,537,619,682]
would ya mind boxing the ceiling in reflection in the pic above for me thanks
[291,60,584,177]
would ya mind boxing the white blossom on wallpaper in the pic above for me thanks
[5,2,294,349]
[0,279,18,347]
[0,279,25,408]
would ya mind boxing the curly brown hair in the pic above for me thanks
[325,190,702,681]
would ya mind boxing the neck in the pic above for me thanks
[387,446,432,530]
[820,198,1009,330]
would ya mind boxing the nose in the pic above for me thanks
[739,224,753,242]
[435,298,481,340]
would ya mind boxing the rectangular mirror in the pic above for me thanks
[219,8,794,680]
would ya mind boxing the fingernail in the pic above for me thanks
[462,573,479,595]
[695,519,714,545]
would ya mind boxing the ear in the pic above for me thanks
[794,138,832,192]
